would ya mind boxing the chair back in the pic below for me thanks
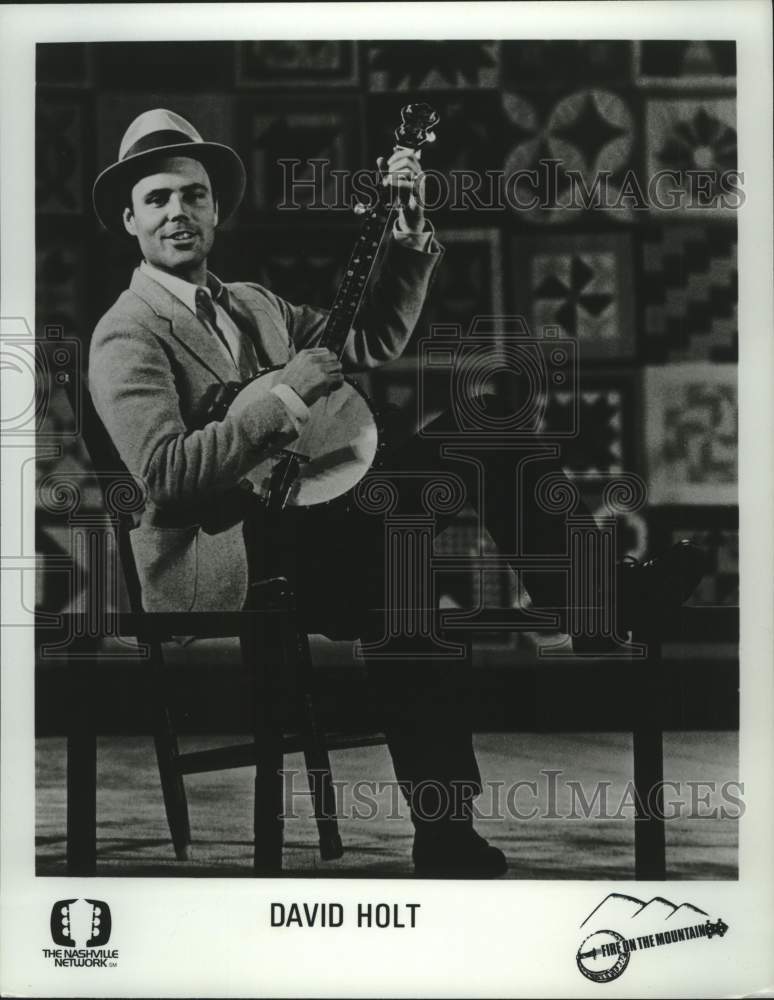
[61,366,146,615]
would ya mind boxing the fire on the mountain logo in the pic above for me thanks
[575,893,728,983]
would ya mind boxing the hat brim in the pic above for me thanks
[93,141,247,234]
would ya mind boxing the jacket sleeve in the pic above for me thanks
[248,234,443,372]
[88,316,298,510]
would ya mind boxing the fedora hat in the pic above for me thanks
[93,108,246,234]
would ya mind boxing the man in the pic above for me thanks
[90,109,707,876]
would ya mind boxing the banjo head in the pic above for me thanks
[232,369,379,507]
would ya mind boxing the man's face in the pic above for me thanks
[123,156,218,275]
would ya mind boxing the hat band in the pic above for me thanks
[121,130,196,161]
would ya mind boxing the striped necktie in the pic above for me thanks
[195,287,238,367]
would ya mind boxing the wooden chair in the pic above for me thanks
[52,371,386,874]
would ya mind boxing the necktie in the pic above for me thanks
[195,287,238,367]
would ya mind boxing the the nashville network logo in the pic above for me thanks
[42,899,119,968]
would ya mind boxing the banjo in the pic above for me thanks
[208,102,440,513]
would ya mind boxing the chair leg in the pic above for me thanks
[297,634,344,861]
[632,632,667,880]
[149,640,192,861]
[243,605,285,874]
[253,735,285,873]
[152,706,192,861]
[252,681,285,872]
[67,730,97,875]
[65,637,98,875]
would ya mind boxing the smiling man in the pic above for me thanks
[88,108,708,878]
[90,109,444,615]
[125,156,217,279]
[88,108,514,876]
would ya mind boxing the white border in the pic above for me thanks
[2,3,773,997]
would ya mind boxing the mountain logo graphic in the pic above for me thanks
[50,899,112,948]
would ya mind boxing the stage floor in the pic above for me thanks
[36,731,738,879]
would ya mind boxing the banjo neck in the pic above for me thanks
[319,197,395,356]
[319,102,440,358]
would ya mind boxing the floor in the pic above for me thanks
[35,731,738,879]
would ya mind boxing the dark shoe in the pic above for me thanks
[570,539,711,653]
[619,539,711,631]
[412,826,507,877]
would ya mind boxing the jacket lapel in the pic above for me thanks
[129,268,236,383]
[227,284,290,366]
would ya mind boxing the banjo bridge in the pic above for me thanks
[278,448,310,463]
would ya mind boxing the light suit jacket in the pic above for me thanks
[88,236,443,613]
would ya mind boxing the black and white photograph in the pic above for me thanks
[1,3,772,997]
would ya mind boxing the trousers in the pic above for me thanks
[244,397,592,830]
